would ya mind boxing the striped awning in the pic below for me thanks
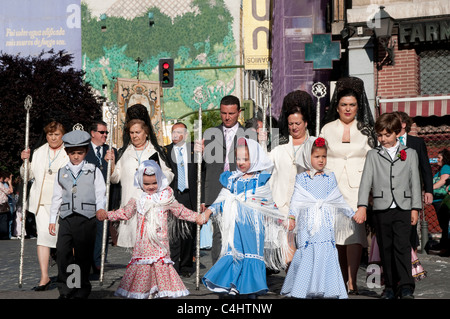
[378,95,450,117]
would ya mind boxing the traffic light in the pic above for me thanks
[159,58,174,88]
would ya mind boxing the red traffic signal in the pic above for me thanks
[159,58,174,88]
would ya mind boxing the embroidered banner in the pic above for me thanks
[112,78,164,148]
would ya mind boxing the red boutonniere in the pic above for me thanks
[398,150,407,161]
[314,137,326,147]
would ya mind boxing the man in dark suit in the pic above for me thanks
[393,111,433,250]
[195,95,248,264]
[166,122,199,277]
[86,120,119,274]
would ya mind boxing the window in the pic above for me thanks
[419,48,450,95]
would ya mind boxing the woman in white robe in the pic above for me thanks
[20,121,69,290]
[267,91,316,264]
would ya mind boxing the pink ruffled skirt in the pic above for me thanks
[115,259,189,299]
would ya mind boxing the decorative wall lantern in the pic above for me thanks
[371,6,396,66]
[372,6,394,39]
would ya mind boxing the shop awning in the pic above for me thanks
[378,95,450,117]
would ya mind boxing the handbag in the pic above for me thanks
[433,174,448,200]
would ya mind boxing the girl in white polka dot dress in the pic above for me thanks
[281,137,365,299]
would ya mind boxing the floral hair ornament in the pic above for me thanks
[236,137,248,147]
[398,149,407,161]
[314,137,326,147]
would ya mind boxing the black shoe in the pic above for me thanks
[92,265,100,275]
[34,280,51,291]
[381,288,395,299]
[400,287,414,299]
[348,289,359,296]
[58,294,71,299]
[428,248,445,255]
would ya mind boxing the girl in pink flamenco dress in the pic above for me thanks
[97,160,202,299]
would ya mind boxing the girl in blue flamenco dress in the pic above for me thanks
[199,137,289,298]
[281,137,365,299]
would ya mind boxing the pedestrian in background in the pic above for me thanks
[0,170,13,239]
[166,122,199,277]
[85,120,119,274]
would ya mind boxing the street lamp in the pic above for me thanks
[372,6,394,39]
[372,6,395,66]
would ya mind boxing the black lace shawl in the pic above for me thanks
[321,77,377,148]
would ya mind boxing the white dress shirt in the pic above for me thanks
[383,141,400,209]
[49,160,106,223]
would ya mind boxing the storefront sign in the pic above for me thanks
[399,19,450,44]
[243,0,271,70]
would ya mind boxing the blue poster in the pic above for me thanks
[0,0,81,69]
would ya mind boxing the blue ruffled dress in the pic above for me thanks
[202,171,272,296]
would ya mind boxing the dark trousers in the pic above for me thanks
[434,201,450,249]
[170,190,197,273]
[211,219,222,265]
[25,211,37,238]
[0,211,9,240]
[374,207,414,291]
[56,214,97,298]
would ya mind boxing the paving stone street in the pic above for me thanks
[1,237,449,301]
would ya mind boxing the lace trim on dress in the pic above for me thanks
[115,287,189,299]
[224,251,265,262]
[127,257,174,267]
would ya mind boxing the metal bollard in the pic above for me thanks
[421,219,428,253]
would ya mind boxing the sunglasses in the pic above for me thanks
[96,131,109,135]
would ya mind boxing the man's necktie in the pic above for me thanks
[399,136,405,145]
[96,146,102,167]
[177,147,186,192]
[224,129,233,171]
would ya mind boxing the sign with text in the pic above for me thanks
[0,0,81,69]
[399,19,450,44]
[243,0,271,70]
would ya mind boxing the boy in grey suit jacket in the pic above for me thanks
[356,113,421,299]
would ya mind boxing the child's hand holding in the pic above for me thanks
[96,209,108,221]
[353,207,367,224]
[288,217,296,231]
[196,209,212,225]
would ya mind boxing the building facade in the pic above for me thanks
[331,0,450,234]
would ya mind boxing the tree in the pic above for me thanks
[0,50,104,175]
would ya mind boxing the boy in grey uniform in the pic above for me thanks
[356,113,421,299]
[49,130,106,299]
